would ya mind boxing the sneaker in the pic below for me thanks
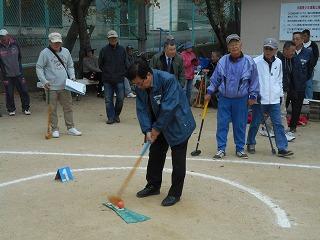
[24,109,31,115]
[259,126,275,138]
[8,111,15,116]
[114,115,120,123]
[247,144,255,154]
[236,151,248,159]
[285,132,295,142]
[278,149,294,157]
[127,92,136,98]
[52,130,60,138]
[213,150,225,159]
[67,127,82,136]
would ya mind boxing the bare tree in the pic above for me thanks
[194,0,241,53]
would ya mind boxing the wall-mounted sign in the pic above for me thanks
[280,2,320,41]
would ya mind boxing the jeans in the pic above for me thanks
[184,79,193,105]
[247,104,288,151]
[146,133,189,198]
[3,76,30,112]
[124,77,133,96]
[305,77,313,99]
[103,81,124,120]
[216,95,248,152]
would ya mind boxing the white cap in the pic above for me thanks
[0,29,9,36]
[48,32,62,43]
[107,30,118,38]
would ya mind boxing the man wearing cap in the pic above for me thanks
[0,29,31,116]
[205,34,259,159]
[246,38,293,157]
[36,32,82,138]
[99,30,127,124]
[181,41,198,105]
[150,36,185,88]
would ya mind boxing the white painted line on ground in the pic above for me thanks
[0,166,291,229]
[0,150,319,170]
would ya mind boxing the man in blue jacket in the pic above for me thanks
[127,59,196,207]
[205,34,259,159]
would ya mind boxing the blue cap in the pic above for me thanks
[184,41,193,49]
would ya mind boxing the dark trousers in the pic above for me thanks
[146,134,189,198]
[287,91,305,131]
[3,76,30,112]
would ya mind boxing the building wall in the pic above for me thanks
[241,0,320,55]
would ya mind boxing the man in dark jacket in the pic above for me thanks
[127,59,196,207]
[0,29,30,116]
[290,32,313,132]
[150,36,185,88]
[302,29,319,99]
[99,30,127,124]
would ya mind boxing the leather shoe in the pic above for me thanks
[161,195,180,207]
[114,115,120,123]
[106,119,114,124]
[136,185,160,198]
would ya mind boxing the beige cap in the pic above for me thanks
[48,32,62,43]
[107,30,118,38]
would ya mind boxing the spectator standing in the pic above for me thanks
[36,32,82,138]
[302,29,319,99]
[246,38,293,157]
[150,36,185,88]
[99,30,127,124]
[181,41,198,105]
[0,29,30,116]
[290,32,313,132]
[205,34,259,159]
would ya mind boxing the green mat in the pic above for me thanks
[103,202,151,224]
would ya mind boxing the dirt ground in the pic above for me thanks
[0,91,320,240]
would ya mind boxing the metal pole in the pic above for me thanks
[18,0,22,35]
[169,0,172,34]
[192,2,195,45]
[0,0,4,29]
[44,0,49,45]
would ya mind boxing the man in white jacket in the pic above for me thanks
[246,38,293,157]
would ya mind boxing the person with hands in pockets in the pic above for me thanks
[127,58,196,207]
[36,32,82,138]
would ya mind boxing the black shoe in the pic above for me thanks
[247,144,255,154]
[97,92,104,98]
[114,116,120,123]
[278,150,294,157]
[161,195,180,207]
[136,185,160,198]
[106,119,114,124]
